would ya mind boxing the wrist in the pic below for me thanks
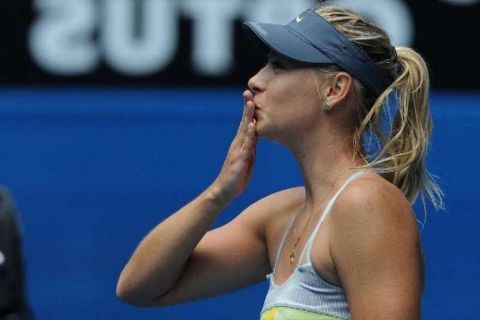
[203,184,231,209]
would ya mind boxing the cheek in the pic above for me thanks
[269,75,308,105]
[269,78,319,127]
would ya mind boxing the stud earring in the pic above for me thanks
[323,102,332,111]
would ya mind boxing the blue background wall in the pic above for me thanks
[0,88,478,319]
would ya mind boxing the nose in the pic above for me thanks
[248,66,267,95]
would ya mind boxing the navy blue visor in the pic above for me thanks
[243,9,391,96]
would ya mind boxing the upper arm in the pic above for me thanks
[154,187,304,306]
[329,179,423,319]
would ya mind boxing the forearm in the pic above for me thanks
[116,186,228,305]
[117,89,257,306]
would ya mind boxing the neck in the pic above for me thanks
[285,125,363,212]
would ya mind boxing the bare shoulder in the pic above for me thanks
[330,171,418,234]
[328,171,423,318]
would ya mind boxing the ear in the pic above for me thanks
[325,72,353,109]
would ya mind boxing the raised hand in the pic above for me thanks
[209,90,258,204]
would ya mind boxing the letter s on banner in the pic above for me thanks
[29,0,99,75]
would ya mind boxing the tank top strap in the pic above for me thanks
[299,169,367,264]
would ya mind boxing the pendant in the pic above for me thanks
[289,250,295,264]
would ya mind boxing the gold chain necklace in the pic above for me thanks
[289,208,317,264]
[288,169,353,265]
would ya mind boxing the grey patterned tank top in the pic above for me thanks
[260,170,367,320]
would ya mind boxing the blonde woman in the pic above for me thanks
[116,6,442,320]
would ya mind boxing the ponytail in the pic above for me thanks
[316,6,444,211]
[356,47,444,210]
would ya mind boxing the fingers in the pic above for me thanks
[243,89,254,102]
[235,90,254,136]
[213,91,257,202]
[243,90,255,130]
[241,121,256,152]
[233,90,256,148]
[238,102,255,148]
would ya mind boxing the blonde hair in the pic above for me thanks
[315,6,444,210]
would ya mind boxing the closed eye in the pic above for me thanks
[270,59,286,70]
[267,53,288,70]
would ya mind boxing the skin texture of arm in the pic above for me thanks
[329,175,423,320]
[149,187,303,307]
[116,187,301,307]
[116,90,260,307]
[116,189,230,306]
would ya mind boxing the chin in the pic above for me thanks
[255,118,288,143]
[259,124,300,146]
[256,127,282,144]
[254,124,263,139]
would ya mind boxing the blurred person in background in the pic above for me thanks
[0,188,32,320]
[116,5,442,320]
